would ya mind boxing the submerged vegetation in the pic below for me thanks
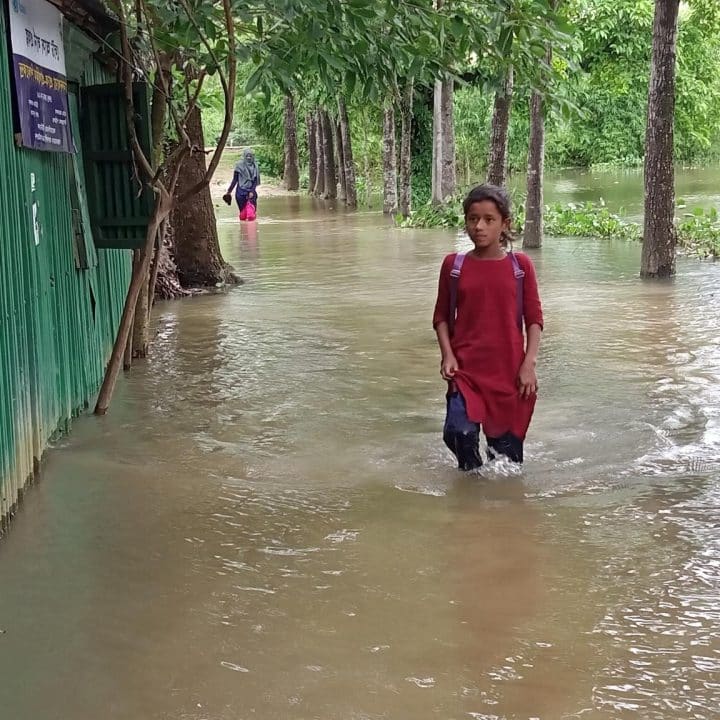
[401,199,720,258]
[676,207,720,258]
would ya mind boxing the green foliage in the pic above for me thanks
[442,0,720,177]
[410,91,433,207]
[674,7,720,161]
[190,0,720,194]
[575,0,654,66]
[453,87,491,185]
[242,0,567,102]
[350,105,383,204]
[550,0,720,167]
[677,206,720,258]
[251,145,284,179]
[537,202,641,240]
[400,196,720,258]
[400,197,640,240]
[397,201,463,228]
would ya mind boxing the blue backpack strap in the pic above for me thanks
[509,251,525,332]
[447,252,466,336]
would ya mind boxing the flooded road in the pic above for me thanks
[1,194,720,720]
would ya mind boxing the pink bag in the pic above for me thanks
[239,201,257,222]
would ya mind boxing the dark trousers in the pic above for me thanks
[443,392,524,470]
[235,189,257,212]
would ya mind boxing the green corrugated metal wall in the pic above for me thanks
[0,14,131,533]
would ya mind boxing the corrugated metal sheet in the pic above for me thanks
[0,15,131,533]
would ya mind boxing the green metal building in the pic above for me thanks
[0,0,148,533]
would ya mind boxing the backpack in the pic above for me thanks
[447,251,525,336]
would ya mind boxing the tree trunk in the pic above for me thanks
[172,105,235,288]
[523,48,550,250]
[523,88,545,249]
[123,307,134,370]
[147,219,165,307]
[440,77,456,200]
[335,119,347,202]
[431,79,443,204]
[313,109,326,196]
[338,97,357,209]
[150,52,173,168]
[363,149,371,207]
[307,112,317,193]
[149,68,185,303]
[487,66,514,187]
[154,221,191,300]
[321,110,337,200]
[132,227,166,357]
[283,94,300,191]
[129,51,174,360]
[641,0,680,278]
[124,251,139,370]
[132,259,151,357]
[382,104,398,214]
[95,194,171,415]
[399,78,413,218]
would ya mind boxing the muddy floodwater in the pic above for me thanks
[1,180,719,719]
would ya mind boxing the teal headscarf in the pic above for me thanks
[234,148,259,190]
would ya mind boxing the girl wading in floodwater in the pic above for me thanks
[224,148,260,221]
[433,184,544,470]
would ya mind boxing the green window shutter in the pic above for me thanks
[80,82,153,249]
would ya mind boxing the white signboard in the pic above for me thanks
[8,0,73,152]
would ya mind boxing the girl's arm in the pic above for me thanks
[523,324,541,367]
[518,324,541,398]
[520,254,543,330]
[518,254,543,397]
[435,321,458,380]
[432,256,459,379]
[227,171,239,193]
[435,321,454,359]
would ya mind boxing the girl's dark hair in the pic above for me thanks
[462,183,513,247]
[463,184,511,219]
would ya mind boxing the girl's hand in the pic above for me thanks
[517,361,538,398]
[441,354,459,381]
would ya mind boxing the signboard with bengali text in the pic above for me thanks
[8,0,74,153]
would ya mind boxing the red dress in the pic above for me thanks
[433,252,543,440]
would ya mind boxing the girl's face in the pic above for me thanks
[465,200,509,251]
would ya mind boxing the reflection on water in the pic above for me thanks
[0,194,719,720]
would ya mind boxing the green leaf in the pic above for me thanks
[346,70,356,97]
[245,66,264,94]
[321,51,344,71]
[498,26,513,56]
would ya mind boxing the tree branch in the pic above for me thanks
[179,0,236,201]
[177,0,230,99]
[140,0,193,152]
[113,0,156,184]
[183,70,207,125]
